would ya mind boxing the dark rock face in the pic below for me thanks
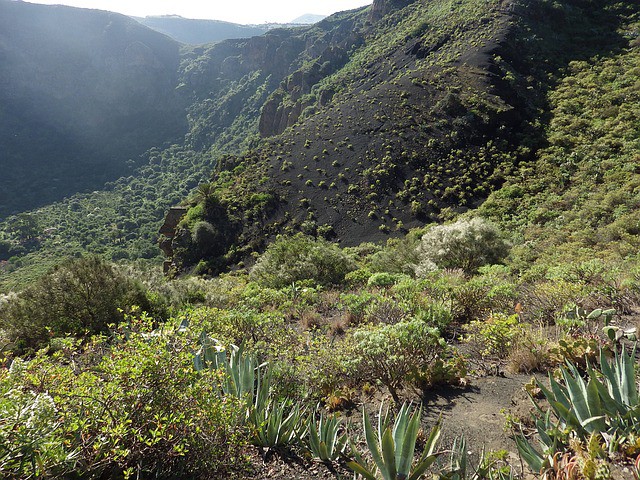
[158,206,187,272]
[369,0,415,20]
[257,23,363,138]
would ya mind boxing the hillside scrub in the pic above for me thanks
[0,256,150,352]
[2,235,640,478]
[250,234,356,288]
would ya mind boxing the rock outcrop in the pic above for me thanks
[158,206,187,273]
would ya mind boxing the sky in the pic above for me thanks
[26,1,373,24]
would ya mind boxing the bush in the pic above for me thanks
[367,272,407,287]
[250,234,355,288]
[351,318,445,402]
[191,220,224,258]
[464,313,523,360]
[13,330,248,479]
[0,256,150,352]
[415,217,510,275]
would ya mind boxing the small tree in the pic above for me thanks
[351,319,444,402]
[415,217,510,275]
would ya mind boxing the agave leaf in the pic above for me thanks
[407,424,441,480]
[561,366,600,433]
[589,367,623,416]
[380,428,397,480]
[421,422,441,458]
[363,407,384,471]
[393,403,411,459]
[347,459,378,480]
[514,434,545,473]
[397,408,421,476]
[547,374,571,412]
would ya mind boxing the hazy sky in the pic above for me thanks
[27,1,373,24]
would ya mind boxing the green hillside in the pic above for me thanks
[2,0,640,479]
[0,0,188,218]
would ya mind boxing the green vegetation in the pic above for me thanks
[1,0,640,478]
[250,234,355,288]
[3,222,640,477]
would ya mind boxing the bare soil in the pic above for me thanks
[245,372,536,479]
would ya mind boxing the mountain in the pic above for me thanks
[162,0,639,275]
[290,14,327,24]
[0,0,638,287]
[0,0,188,218]
[135,15,270,45]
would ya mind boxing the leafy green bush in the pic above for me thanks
[351,319,445,402]
[0,359,75,478]
[0,256,150,352]
[10,329,247,479]
[464,313,523,359]
[367,272,408,287]
[415,217,510,275]
[191,220,224,257]
[250,234,355,288]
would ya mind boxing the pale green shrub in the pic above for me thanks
[415,217,510,275]
[351,319,445,402]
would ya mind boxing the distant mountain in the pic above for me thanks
[290,14,327,24]
[0,0,187,217]
[135,16,270,45]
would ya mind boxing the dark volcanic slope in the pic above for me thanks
[0,0,187,217]
[168,0,634,273]
[170,0,522,269]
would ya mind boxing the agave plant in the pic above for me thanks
[249,398,306,448]
[516,346,640,473]
[303,409,349,462]
[193,335,270,412]
[348,402,441,480]
[440,437,515,480]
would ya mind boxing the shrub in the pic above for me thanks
[351,319,445,402]
[10,331,248,479]
[464,313,523,360]
[0,360,74,478]
[0,256,150,352]
[250,234,355,288]
[191,220,223,258]
[367,272,407,287]
[415,217,510,274]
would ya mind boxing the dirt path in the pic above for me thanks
[246,372,536,479]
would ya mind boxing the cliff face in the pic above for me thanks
[369,0,416,20]
[258,36,361,137]
[179,10,368,148]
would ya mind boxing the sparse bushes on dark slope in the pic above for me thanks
[0,256,150,352]
[250,234,356,288]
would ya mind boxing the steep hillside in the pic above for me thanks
[135,16,269,45]
[0,0,187,217]
[0,3,372,288]
[0,0,637,287]
[167,0,637,274]
[479,1,640,271]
